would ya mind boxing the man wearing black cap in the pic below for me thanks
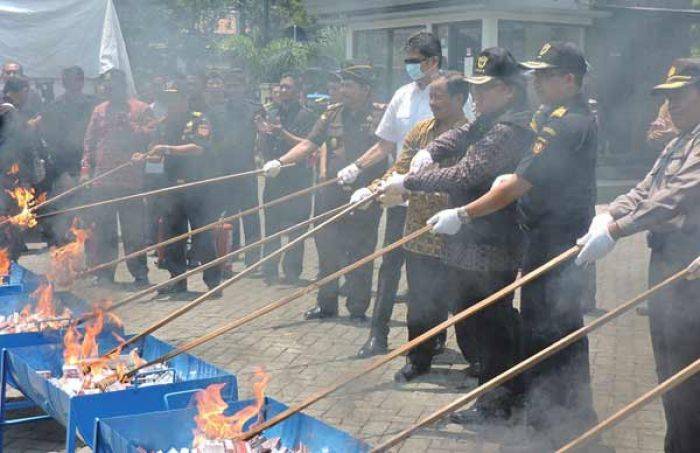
[263,65,387,320]
[381,49,532,419]
[426,42,598,446]
[576,59,700,451]
[134,80,221,295]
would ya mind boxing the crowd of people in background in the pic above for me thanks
[1,28,700,452]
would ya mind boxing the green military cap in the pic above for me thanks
[653,58,700,92]
[339,64,374,86]
[521,41,588,75]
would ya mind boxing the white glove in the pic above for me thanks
[687,256,700,280]
[350,187,373,204]
[262,160,282,178]
[379,172,407,195]
[410,148,434,174]
[490,174,513,190]
[337,163,361,185]
[589,212,614,234]
[427,208,466,236]
[575,224,616,266]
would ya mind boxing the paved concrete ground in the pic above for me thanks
[4,208,665,452]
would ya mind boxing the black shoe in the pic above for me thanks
[394,362,429,383]
[433,337,446,356]
[132,276,150,289]
[157,280,187,295]
[349,313,367,323]
[356,336,388,358]
[303,306,337,320]
[449,406,510,426]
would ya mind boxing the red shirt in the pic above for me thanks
[82,98,155,189]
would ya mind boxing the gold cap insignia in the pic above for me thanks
[476,56,488,70]
[667,66,677,78]
[539,43,552,57]
[532,138,548,155]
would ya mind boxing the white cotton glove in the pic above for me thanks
[350,187,373,204]
[337,163,361,185]
[427,208,467,236]
[410,148,434,174]
[575,214,616,266]
[686,256,700,280]
[378,192,405,209]
[379,172,408,195]
[491,174,513,190]
[262,160,282,178]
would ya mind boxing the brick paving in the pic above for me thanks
[4,207,666,452]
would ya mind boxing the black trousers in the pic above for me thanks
[369,206,407,339]
[519,228,597,446]
[405,252,452,370]
[162,191,221,289]
[86,187,148,281]
[262,172,312,279]
[225,178,261,267]
[314,185,380,316]
[648,245,700,453]
[450,266,521,412]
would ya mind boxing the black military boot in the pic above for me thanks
[394,362,430,383]
[356,335,388,358]
[303,305,337,320]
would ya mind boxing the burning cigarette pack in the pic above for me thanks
[143,435,310,453]
[0,283,72,334]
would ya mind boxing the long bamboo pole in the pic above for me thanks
[371,266,690,452]
[77,203,350,326]
[36,165,294,220]
[77,178,338,278]
[236,245,580,440]
[105,193,376,357]
[559,357,700,452]
[123,222,428,379]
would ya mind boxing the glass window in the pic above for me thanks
[498,20,583,61]
[434,21,482,73]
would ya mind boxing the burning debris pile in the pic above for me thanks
[138,372,309,453]
[0,282,71,333]
[48,311,174,396]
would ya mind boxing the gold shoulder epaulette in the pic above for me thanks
[550,106,568,118]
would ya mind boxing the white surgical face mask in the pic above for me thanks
[405,63,425,81]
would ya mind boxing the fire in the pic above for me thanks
[7,163,19,176]
[62,304,121,366]
[48,219,90,286]
[0,247,10,277]
[193,370,270,446]
[6,187,46,229]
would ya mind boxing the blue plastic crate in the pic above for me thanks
[0,334,238,452]
[94,396,368,453]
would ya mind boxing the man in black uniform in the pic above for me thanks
[39,66,97,245]
[207,70,261,267]
[262,65,387,320]
[138,81,222,295]
[256,73,315,285]
[428,42,598,447]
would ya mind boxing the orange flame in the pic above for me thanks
[0,248,10,277]
[48,219,90,287]
[63,323,82,365]
[7,163,19,176]
[33,283,57,319]
[193,370,270,445]
[6,187,46,229]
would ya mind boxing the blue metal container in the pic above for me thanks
[0,334,238,452]
[94,396,368,453]
[0,262,42,296]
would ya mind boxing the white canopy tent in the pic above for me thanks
[0,0,134,91]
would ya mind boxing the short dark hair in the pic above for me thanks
[3,77,29,95]
[443,72,469,106]
[405,32,442,67]
[62,66,84,79]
